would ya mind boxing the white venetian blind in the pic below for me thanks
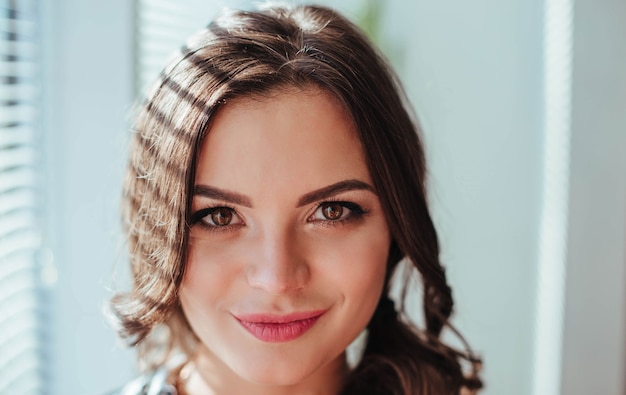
[135,0,229,96]
[0,0,44,394]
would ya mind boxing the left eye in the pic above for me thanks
[309,202,363,222]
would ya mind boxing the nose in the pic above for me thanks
[246,225,310,294]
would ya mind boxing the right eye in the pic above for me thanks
[209,207,235,226]
[191,206,243,229]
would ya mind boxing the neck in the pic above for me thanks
[181,345,349,395]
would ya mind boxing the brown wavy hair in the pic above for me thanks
[111,3,483,394]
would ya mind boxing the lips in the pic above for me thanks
[234,310,327,343]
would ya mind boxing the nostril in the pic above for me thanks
[244,227,310,292]
[245,254,310,293]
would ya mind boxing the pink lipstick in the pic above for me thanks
[234,310,326,342]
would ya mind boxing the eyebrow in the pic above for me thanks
[193,179,375,208]
[193,185,253,207]
[296,179,375,207]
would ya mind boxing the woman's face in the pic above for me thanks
[179,87,390,390]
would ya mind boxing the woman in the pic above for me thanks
[111,3,482,394]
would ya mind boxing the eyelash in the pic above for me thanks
[189,200,369,232]
[189,205,242,233]
[308,200,368,228]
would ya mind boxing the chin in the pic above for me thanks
[232,358,316,387]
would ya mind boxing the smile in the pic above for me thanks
[234,310,327,343]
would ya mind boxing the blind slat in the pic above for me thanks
[0,146,37,170]
[0,104,37,124]
[0,349,41,388]
[0,16,37,36]
[0,188,36,216]
[0,167,37,192]
[0,314,38,349]
[0,233,40,267]
[0,85,36,101]
[0,60,37,77]
[0,125,35,147]
[0,210,37,239]
[0,249,38,282]
[0,1,43,393]
[0,282,38,320]
[136,0,217,94]
[0,41,37,59]
[0,361,42,395]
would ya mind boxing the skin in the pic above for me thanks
[179,87,391,395]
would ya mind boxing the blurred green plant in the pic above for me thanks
[355,0,406,75]
[357,0,384,44]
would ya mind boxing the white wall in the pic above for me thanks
[378,1,625,394]
[381,1,544,394]
[561,0,626,393]
[41,0,135,394]
[378,0,542,395]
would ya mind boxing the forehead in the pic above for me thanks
[194,87,371,196]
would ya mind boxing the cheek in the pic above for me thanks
[325,238,387,289]
[313,224,391,321]
[317,222,390,280]
[179,239,241,322]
